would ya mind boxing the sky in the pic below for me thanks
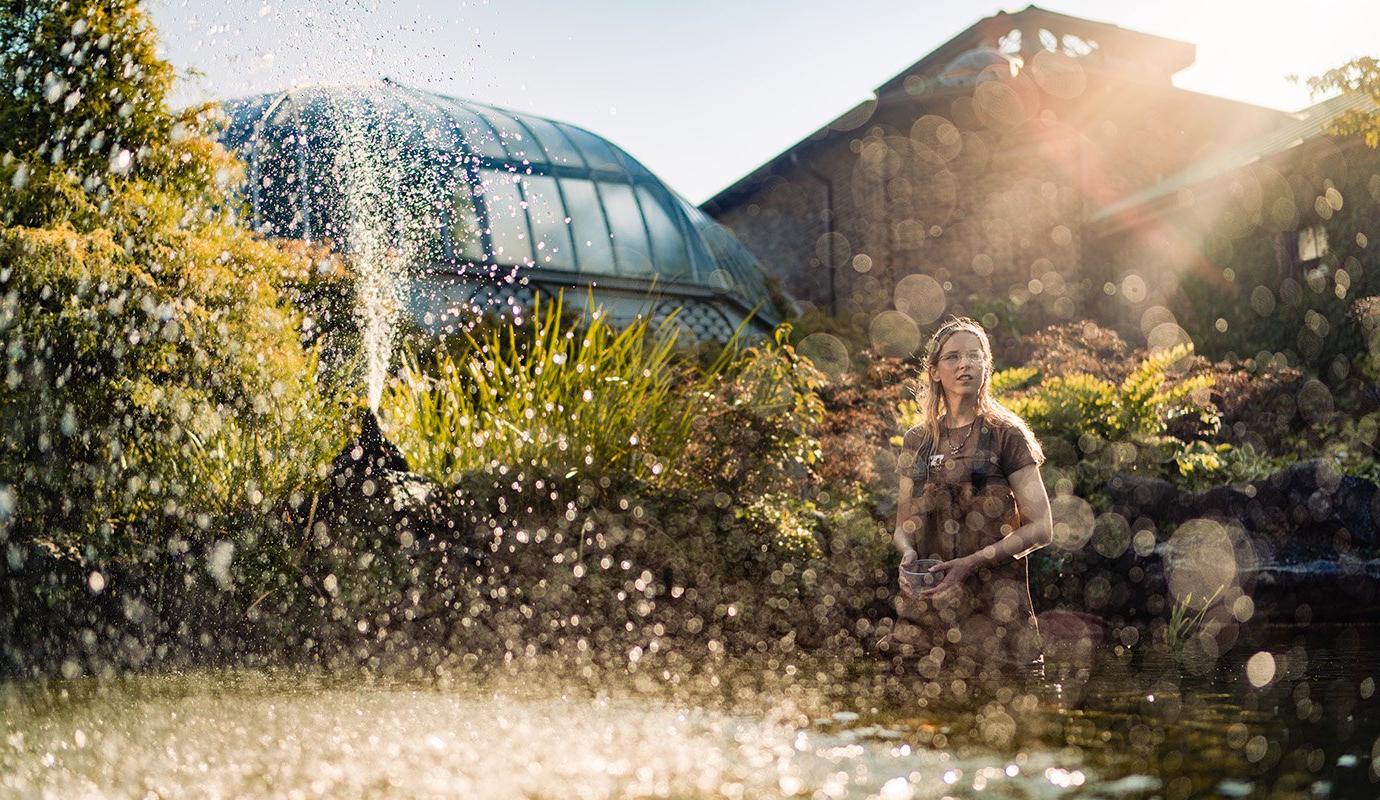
[150,0,1380,205]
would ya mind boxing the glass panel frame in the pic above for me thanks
[559,125,624,174]
[450,173,487,264]
[511,113,587,169]
[439,100,509,159]
[477,109,541,163]
[635,184,692,281]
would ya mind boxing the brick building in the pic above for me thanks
[702,6,1378,360]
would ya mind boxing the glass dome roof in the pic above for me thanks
[220,81,778,329]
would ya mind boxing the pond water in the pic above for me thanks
[3,624,1376,799]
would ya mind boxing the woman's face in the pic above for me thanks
[930,330,986,401]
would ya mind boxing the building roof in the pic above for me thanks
[1090,90,1380,225]
[221,81,777,321]
[702,5,1197,213]
[873,5,1194,98]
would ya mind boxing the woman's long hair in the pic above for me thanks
[909,316,1044,465]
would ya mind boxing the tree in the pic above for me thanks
[1305,56,1380,148]
[0,1,345,557]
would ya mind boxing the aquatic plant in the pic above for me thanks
[1165,584,1226,652]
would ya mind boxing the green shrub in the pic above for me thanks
[680,325,826,501]
[1018,321,1133,383]
[999,343,1225,489]
[736,494,823,561]
[1007,372,1120,442]
[989,366,1038,394]
[0,1,346,555]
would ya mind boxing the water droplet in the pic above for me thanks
[1246,651,1276,687]
[108,149,132,175]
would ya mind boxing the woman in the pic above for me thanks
[881,316,1053,676]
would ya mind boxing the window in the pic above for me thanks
[598,181,653,276]
[478,169,533,265]
[477,109,538,162]
[636,184,692,280]
[450,178,486,263]
[522,175,576,271]
[561,126,623,173]
[558,177,615,273]
[1297,224,1329,264]
[514,115,586,168]
[443,103,509,159]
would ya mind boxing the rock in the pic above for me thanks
[1095,774,1162,796]
[1271,459,1342,495]
[296,410,487,650]
[1106,474,1179,520]
[1151,461,1380,557]
[1076,464,1380,627]
[1243,558,1380,622]
[1336,477,1379,549]
[1184,485,1253,525]
[328,409,410,486]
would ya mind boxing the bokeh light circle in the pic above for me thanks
[869,311,921,358]
[1029,49,1086,99]
[894,274,947,325]
[797,333,851,381]
[1050,495,1095,552]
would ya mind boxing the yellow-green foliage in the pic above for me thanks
[381,293,720,485]
[893,397,921,447]
[1116,344,1217,438]
[1005,372,1121,441]
[989,366,1038,395]
[1000,343,1221,482]
[736,494,823,561]
[718,324,826,474]
[0,1,347,549]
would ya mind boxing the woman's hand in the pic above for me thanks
[897,549,918,597]
[919,554,975,603]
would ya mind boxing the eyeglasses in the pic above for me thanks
[939,351,984,365]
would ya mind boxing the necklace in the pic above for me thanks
[944,420,976,456]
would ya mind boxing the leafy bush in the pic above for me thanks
[989,366,1038,394]
[815,358,913,490]
[1195,358,1306,446]
[1009,372,1121,442]
[1001,343,1221,487]
[0,1,346,555]
[1017,321,1134,383]
[736,494,823,561]
[682,324,826,497]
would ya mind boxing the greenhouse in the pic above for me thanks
[221,80,782,341]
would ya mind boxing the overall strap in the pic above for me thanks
[905,441,930,490]
[969,423,998,491]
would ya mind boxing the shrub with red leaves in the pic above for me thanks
[814,357,915,489]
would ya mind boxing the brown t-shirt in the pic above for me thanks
[901,419,1037,486]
